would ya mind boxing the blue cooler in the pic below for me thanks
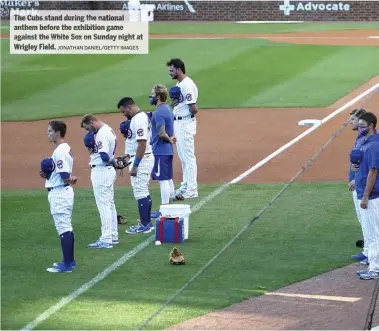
[155,217,185,243]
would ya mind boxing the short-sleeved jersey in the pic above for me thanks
[151,103,174,156]
[355,134,379,200]
[89,124,117,166]
[173,76,198,117]
[125,111,152,156]
[45,143,73,188]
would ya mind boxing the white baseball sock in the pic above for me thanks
[159,180,171,205]
[169,179,175,199]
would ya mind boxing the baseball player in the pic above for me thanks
[41,120,77,273]
[349,108,369,263]
[149,84,176,217]
[117,97,155,234]
[80,114,119,248]
[166,58,199,200]
[353,112,379,280]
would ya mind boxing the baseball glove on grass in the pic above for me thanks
[117,214,127,225]
[169,247,185,265]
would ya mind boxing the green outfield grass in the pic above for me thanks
[2,22,379,35]
[148,22,379,34]
[1,182,362,330]
[2,36,379,121]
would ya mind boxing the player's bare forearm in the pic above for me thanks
[158,124,173,144]
[363,169,378,198]
[136,140,147,159]
[64,176,77,185]
[189,104,198,115]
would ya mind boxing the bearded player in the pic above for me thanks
[117,97,155,234]
[149,84,176,218]
[166,58,199,200]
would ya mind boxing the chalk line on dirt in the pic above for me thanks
[21,81,379,331]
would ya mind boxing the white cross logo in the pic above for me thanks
[279,0,295,16]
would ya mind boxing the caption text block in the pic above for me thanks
[10,10,149,54]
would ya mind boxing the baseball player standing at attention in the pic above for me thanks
[41,120,77,273]
[353,112,379,280]
[166,58,199,200]
[348,108,369,263]
[80,114,119,248]
[149,84,176,218]
[117,97,155,234]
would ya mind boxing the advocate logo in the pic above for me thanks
[279,0,351,16]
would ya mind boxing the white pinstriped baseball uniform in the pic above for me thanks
[90,124,118,244]
[173,76,198,196]
[126,111,155,200]
[46,143,74,236]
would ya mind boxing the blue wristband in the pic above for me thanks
[133,157,141,168]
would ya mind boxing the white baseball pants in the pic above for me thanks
[91,166,118,244]
[359,197,379,272]
[352,190,368,256]
[48,186,74,235]
[174,117,198,194]
[129,153,155,200]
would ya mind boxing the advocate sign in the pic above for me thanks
[280,0,351,16]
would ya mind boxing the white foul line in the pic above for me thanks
[21,81,379,330]
[265,292,361,303]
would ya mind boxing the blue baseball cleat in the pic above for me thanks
[351,252,367,261]
[360,270,379,280]
[53,260,76,268]
[47,262,73,273]
[357,269,369,276]
[88,241,113,249]
[126,222,154,234]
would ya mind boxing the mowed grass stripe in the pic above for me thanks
[2,22,379,35]
[242,45,379,107]
[1,39,172,110]
[19,182,360,330]
[1,38,260,121]
[149,22,379,34]
[194,42,340,109]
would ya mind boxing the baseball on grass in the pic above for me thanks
[155,240,161,246]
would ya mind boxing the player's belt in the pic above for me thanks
[174,114,195,121]
[130,153,151,158]
[47,184,70,192]
[90,164,109,168]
